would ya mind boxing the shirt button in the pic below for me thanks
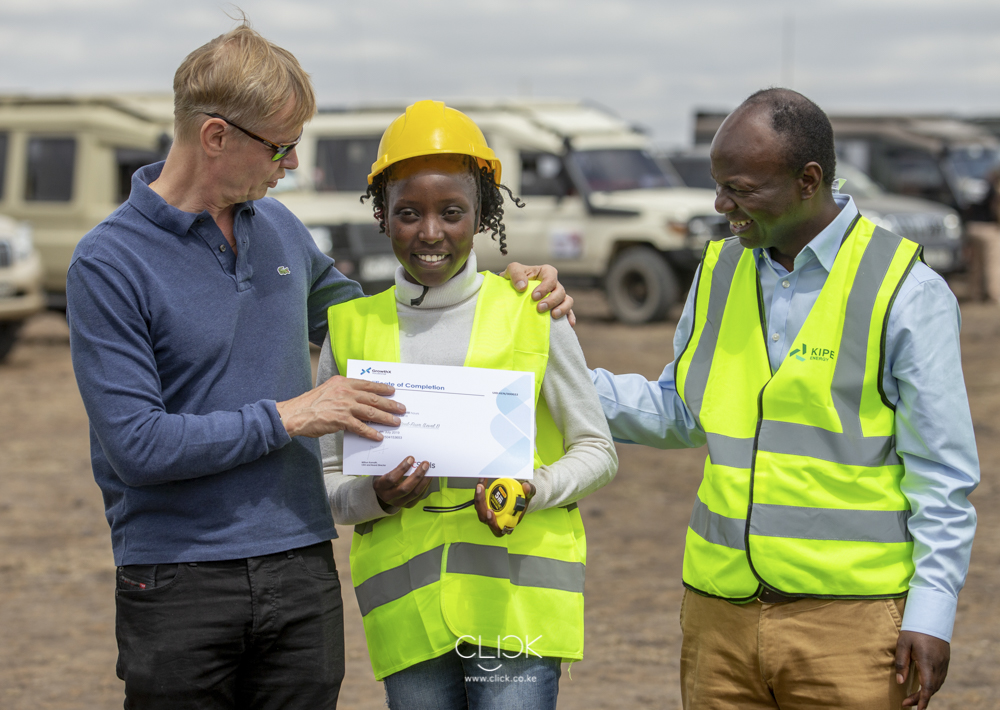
[219,244,227,252]
[772,333,780,342]
[782,280,790,288]
[196,218,205,224]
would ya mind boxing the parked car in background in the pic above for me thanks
[663,148,965,274]
[0,214,44,361]
[274,100,727,323]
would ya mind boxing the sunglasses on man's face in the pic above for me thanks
[204,112,302,162]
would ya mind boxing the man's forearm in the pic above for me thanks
[591,368,705,449]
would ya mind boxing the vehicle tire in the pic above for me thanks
[605,247,679,324]
[0,321,22,363]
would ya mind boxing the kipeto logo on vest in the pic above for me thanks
[789,341,836,363]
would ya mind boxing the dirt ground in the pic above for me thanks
[1,289,998,709]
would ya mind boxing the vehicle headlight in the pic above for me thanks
[943,213,962,240]
[687,217,712,238]
[11,222,33,262]
[957,177,989,205]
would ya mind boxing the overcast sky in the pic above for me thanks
[1,0,998,146]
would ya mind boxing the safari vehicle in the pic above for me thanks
[274,100,727,323]
[0,214,44,361]
[664,146,965,274]
[0,95,172,308]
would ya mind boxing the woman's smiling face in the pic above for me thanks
[385,154,480,288]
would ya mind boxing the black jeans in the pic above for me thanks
[115,541,344,710]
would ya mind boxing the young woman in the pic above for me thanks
[317,100,617,710]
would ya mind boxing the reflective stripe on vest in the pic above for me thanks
[327,272,585,679]
[676,218,920,600]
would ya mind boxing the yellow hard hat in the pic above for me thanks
[368,100,501,185]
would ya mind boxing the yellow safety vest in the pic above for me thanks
[675,216,922,601]
[327,272,586,680]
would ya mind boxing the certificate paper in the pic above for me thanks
[343,360,535,479]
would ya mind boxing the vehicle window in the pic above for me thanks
[946,145,1000,181]
[872,143,953,206]
[571,149,676,192]
[667,155,715,189]
[837,140,872,175]
[26,137,76,202]
[520,152,574,196]
[0,133,7,199]
[315,137,381,192]
[116,148,162,203]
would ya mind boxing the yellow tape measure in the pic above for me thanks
[487,478,527,533]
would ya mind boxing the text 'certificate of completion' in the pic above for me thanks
[343,360,535,480]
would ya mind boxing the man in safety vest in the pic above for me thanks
[591,88,979,710]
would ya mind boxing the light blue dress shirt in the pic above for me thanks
[592,194,979,642]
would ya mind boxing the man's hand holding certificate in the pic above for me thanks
[344,360,536,480]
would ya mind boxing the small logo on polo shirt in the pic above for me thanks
[277,266,290,276]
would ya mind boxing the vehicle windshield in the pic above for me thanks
[668,154,715,189]
[571,149,677,191]
[835,163,884,200]
[946,145,1000,180]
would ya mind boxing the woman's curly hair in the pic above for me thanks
[361,158,524,255]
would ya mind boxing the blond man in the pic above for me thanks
[66,21,570,709]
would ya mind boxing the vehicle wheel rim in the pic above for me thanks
[622,271,650,306]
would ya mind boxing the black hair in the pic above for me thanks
[361,158,524,255]
[741,88,836,186]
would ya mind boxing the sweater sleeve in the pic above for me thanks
[527,317,619,512]
[317,337,397,525]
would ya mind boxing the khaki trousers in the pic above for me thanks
[680,589,916,710]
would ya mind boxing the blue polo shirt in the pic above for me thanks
[67,162,364,565]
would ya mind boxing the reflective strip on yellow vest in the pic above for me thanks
[675,216,921,600]
[327,272,585,679]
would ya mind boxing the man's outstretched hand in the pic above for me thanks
[896,630,950,710]
[503,263,576,326]
[276,375,405,439]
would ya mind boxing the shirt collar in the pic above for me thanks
[394,250,484,309]
[755,193,859,274]
[129,162,256,236]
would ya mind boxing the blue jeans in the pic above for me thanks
[383,643,561,710]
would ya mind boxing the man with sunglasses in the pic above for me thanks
[65,21,572,710]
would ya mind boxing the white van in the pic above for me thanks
[0,95,172,308]
[275,100,726,323]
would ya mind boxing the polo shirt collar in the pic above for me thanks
[754,193,859,274]
[129,162,256,235]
